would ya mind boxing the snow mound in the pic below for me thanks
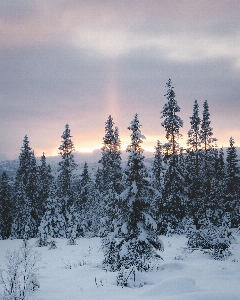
[142,276,198,297]
[170,291,240,300]
[159,262,184,271]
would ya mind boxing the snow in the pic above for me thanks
[1,233,240,300]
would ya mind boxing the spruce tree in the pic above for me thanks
[77,162,98,237]
[0,172,13,239]
[225,137,240,227]
[161,152,187,233]
[100,116,122,194]
[112,126,123,194]
[152,140,164,192]
[37,153,54,220]
[187,100,201,151]
[185,101,203,226]
[200,100,217,150]
[57,124,77,215]
[77,162,92,211]
[199,148,220,224]
[151,141,164,229]
[38,181,67,240]
[160,79,183,156]
[99,117,123,238]
[11,177,36,239]
[102,114,163,272]
[11,136,38,238]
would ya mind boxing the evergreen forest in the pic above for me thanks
[0,79,239,275]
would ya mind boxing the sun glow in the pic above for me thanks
[75,147,97,153]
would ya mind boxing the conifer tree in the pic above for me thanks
[11,177,36,239]
[99,117,123,238]
[112,126,123,194]
[152,140,164,192]
[37,153,54,220]
[161,152,186,233]
[100,116,122,194]
[66,205,81,244]
[160,79,183,155]
[77,162,92,211]
[27,153,39,231]
[199,148,220,224]
[95,167,103,193]
[225,137,240,226]
[100,115,115,194]
[57,124,77,214]
[185,101,203,226]
[200,100,217,150]
[204,149,226,225]
[0,172,13,239]
[38,181,67,240]
[11,136,38,238]
[187,100,201,151]
[100,126,123,237]
[77,162,98,236]
[151,141,164,228]
[102,114,163,272]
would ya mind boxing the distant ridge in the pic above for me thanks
[0,147,239,181]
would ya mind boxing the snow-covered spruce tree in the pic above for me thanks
[102,114,163,274]
[152,140,164,192]
[185,101,204,227]
[112,126,123,194]
[197,148,220,224]
[0,172,13,239]
[99,117,123,238]
[225,137,240,227]
[187,100,201,152]
[200,100,217,150]
[11,177,36,239]
[98,115,115,195]
[66,205,81,245]
[77,162,92,211]
[186,100,201,185]
[76,162,95,236]
[160,79,183,156]
[11,136,38,238]
[77,162,98,237]
[57,124,77,235]
[37,153,54,222]
[27,152,40,231]
[161,152,187,234]
[194,101,218,225]
[204,148,226,226]
[95,167,103,194]
[151,140,165,230]
[100,116,123,195]
[37,181,67,242]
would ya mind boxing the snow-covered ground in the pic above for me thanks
[0,233,240,300]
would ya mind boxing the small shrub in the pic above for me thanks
[48,239,57,250]
[0,240,41,299]
[187,221,232,260]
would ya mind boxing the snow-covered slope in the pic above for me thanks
[0,233,239,300]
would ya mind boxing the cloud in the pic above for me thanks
[0,1,240,158]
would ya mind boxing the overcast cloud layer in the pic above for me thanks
[0,0,240,159]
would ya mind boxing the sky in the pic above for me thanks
[0,0,240,160]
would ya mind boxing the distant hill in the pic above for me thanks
[0,149,155,180]
[0,147,239,181]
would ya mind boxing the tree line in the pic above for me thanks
[0,79,239,270]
